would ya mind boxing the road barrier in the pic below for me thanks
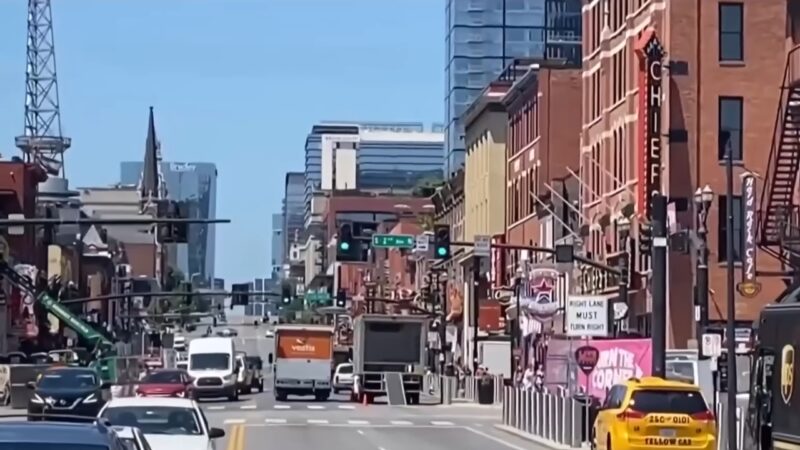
[423,374,505,405]
[8,364,52,409]
[499,386,749,450]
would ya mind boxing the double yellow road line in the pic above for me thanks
[226,424,246,450]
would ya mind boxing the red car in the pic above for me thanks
[136,369,194,398]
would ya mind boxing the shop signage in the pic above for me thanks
[574,345,600,375]
[523,267,560,321]
[565,295,611,337]
[738,173,761,298]
[638,34,665,219]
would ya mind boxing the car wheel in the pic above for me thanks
[258,381,264,393]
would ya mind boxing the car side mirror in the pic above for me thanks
[208,427,225,439]
[26,381,36,390]
[268,354,273,364]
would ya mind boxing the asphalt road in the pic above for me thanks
[182,314,550,450]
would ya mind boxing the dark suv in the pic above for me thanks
[0,420,128,450]
[27,367,110,420]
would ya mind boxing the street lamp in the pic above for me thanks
[616,216,631,334]
[693,185,714,350]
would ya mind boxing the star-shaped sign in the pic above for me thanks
[532,278,553,293]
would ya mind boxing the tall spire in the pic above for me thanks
[15,0,70,177]
[140,106,162,205]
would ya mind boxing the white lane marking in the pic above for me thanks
[356,429,365,435]
[464,426,528,450]
[338,405,356,410]
[264,418,287,424]
[307,405,325,410]
[223,419,245,424]
[240,405,257,410]
[206,406,226,410]
[431,421,454,426]
[307,419,329,424]
[348,420,369,425]
[390,420,413,425]
[273,405,291,409]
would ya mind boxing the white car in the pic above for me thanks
[98,397,225,450]
[333,363,354,393]
[113,426,153,450]
[264,330,275,338]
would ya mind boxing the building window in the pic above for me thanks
[717,195,742,261]
[718,96,743,160]
[719,3,743,62]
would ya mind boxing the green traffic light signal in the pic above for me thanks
[436,247,448,257]
[339,241,350,251]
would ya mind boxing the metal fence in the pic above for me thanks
[423,374,505,405]
[500,385,750,450]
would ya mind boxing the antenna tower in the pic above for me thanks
[15,0,71,176]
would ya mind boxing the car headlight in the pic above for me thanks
[83,393,98,404]
[31,394,44,404]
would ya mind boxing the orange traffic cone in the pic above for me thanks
[361,393,368,406]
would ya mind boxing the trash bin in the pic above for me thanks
[477,377,494,404]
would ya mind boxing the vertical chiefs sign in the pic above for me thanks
[636,32,665,218]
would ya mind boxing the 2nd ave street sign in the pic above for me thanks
[565,295,610,337]
[372,234,415,249]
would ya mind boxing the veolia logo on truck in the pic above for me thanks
[291,338,316,354]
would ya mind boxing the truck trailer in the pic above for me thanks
[269,324,334,401]
[352,314,428,405]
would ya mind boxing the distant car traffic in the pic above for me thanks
[0,420,129,450]
[245,356,265,393]
[99,397,224,450]
[235,353,253,394]
[112,426,152,450]
[27,367,110,420]
[136,369,194,398]
[216,328,237,337]
[333,363,354,393]
[264,330,274,338]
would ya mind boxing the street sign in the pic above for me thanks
[372,234,415,249]
[305,291,331,303]
[415,234,429,252]
[474,234,491,257]
[701,333,722,358]
[565,295,610,337]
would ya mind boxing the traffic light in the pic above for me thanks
[281,283,292,305]
[638,221,652,254]
[336,289,346,308]
[336,222,356,261]
[433,225,451,260]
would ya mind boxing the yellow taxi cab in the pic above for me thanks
[592,376,716,450]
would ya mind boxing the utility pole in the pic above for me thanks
[650,192,668,378]
[724,136,737,450]
[471,258,480,373]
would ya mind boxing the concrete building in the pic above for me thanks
[303,122,444,221]
[580,0,793,346]
[444,0,583,174]
[431,170,466,325]
[120,161,218,284]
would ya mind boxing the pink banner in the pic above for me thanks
[579,339,652,401]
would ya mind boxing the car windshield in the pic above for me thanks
[38,371,97,389]
[629,389,709,415]
[0,445,108,450]
[665,361,696,385]
[338,365,353,374]
[189,353,229,370]
[102,406,202,436]
[246,357,262,369]
[142,371,183,384]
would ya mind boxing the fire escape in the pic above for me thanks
[760,46,800,284]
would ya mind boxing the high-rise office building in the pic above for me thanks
[271,212,283,277]
[303,121,444,218]
[283,172,306,262]
[120,161,218,283]
[444,0,582,174]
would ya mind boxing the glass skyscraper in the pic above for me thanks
[120,161,218,284]
[283,172,306,261]
[444,0,582,174]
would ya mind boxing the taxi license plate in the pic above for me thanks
[659,429,676,438]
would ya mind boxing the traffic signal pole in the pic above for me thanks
[650,193,668,378]
[472,259,480,373]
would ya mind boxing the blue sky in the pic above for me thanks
[0,0,444,284]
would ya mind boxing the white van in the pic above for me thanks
[187,337,239,401]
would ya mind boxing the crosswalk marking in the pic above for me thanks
[338,405,356,410]
[390,420,413,425]
[240,405,257,410]
[206,406,225,410]
[223,419,246,424]
[307,405,324,410]
[264,418,287,424]
[307,419,329,424]
[431,421,455,426]
[273,405,291,409]
[348,420,369,425]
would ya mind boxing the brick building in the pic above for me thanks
[580,0,793,346]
